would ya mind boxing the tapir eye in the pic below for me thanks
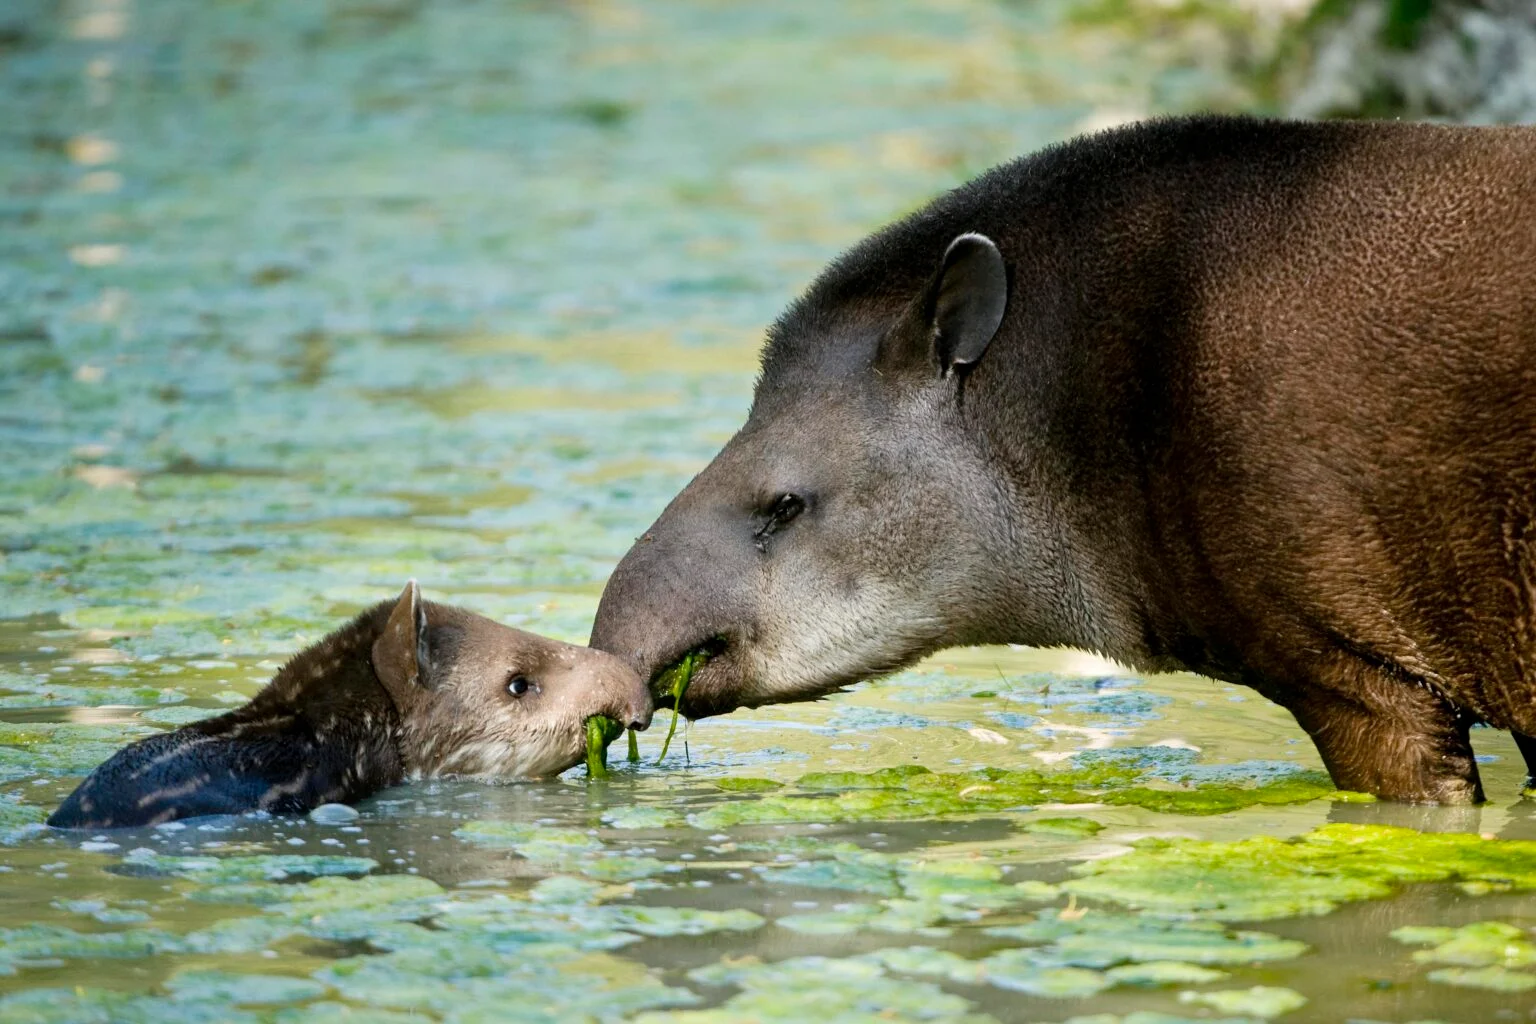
[507,675,532,696]
[763,494,805,531]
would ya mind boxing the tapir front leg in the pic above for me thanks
[1281,660,1483,804]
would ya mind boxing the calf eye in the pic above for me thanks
[507,675,531,696]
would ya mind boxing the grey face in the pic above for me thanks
[375,583,653,778]
[592,234,1033,717]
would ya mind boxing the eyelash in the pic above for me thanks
[755,493,806,549]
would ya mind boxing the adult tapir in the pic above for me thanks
[591,114,1536,804]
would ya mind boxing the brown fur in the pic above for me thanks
[50,583,650,828]
[592,116,1536,804]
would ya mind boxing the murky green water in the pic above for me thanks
[2,1,1535,1021]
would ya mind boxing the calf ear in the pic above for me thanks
[372,580,430,702]
[932,233,1008,376]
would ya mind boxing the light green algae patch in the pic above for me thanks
[452,819,672,882]
[648,955,995,1024]
[123,850,379,883]
[984,912,1308,967]
[162,970,328,1006]
[1179,985,1307,1018]
[1025,816,1105,838]
[691,762,1345,828]
[1064,823,1536,919]
[1105,961,1230,986]
[1424,966,1536,992]
[601,806,684,830]
[1392,920,1536,992]
[0,721,154,782]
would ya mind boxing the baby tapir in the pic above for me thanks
[49,582,652,828]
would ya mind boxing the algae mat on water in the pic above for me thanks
[691,761,1354,828]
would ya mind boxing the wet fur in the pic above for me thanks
[51,592,650,828]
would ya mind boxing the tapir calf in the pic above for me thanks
[592,114,1536,804]
[50,582,651,828]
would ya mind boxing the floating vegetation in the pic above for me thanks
[654,649,707,765]
[1065,824,1536,919]
[1392,920,1536,992]
[585,715,625,778]
[692,761,1348,828]
[1178,985,1308,1018]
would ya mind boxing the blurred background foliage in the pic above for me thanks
[1083,0,1536,122]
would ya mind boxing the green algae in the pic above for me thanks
[1064,823,1536,919]
[1104,961,1230,986]
[1391,920,1536,992]
[0,793,45,841]
[985,912,1308,968]
[0,721,154,782]
[1392,920,1536,968]
[1424,965,1536,992]
[692,761,1344,828]
[654,649,707,765]
[1025,816,1105,838]
[586,715,624,778]
[711,777,783,793]
[0,986,262,1024]
[162,970,328,1006]
[1178,985,1307,1018]
[601,806,684,830]
[663,955,993,1024]
[122,850,379,883]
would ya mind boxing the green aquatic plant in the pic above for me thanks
[691,761,1347,828]
[121,850,378,883]
[653,955,991,1024]
[585,715,625,778]
[1179,985,1307,1018]
[1066,823,1536,920]
[1391,920,1536,992]
[654,649,707,764]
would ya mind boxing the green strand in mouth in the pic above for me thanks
[627,727,640,763]
[654,650,707,765]
[584,716,625,778]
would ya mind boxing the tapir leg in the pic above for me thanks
[1282,669,1483,804]
[1513,732,1536,791]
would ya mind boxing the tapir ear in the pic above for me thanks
[932,233,1007,376]
[372,580,430,697]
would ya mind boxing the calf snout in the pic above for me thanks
[549,646,654,731]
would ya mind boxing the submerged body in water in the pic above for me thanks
[49,582,651,828]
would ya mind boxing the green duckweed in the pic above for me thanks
[691,762,1346,828]
[1065,823,1536,919]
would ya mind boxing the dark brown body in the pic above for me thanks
[591,116,1536,804]
[52,583,650,828]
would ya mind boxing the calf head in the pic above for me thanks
[377,582,653,779]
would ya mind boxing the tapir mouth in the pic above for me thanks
[650,637,729,716]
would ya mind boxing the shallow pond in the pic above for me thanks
[2,1,1535,1021]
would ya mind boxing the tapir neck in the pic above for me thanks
[955,257,1189,676]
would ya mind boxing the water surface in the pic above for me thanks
[2,1,1534,1021]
